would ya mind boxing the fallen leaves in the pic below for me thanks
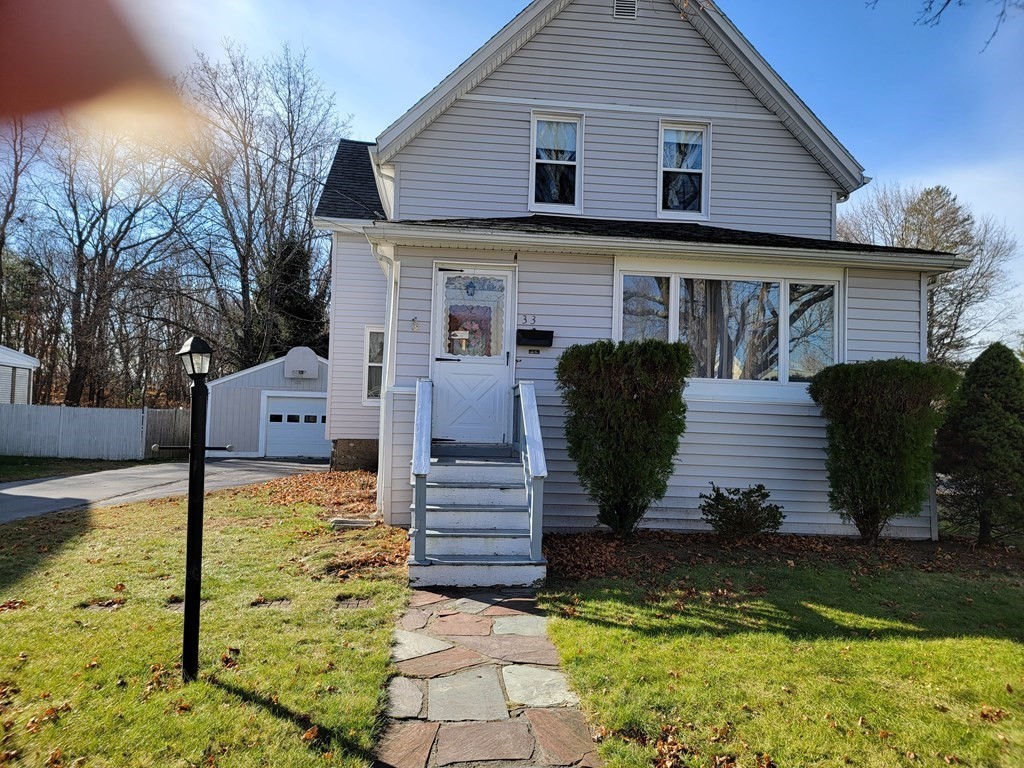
[301,725,319,742]
[0,600,26,613]
[980,705,1008,723]
[238,470,377,518]
[543,530,1024,581]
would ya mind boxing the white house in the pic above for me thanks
[313,0,966,587]
[0,344,39,404]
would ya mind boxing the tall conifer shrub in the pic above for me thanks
[556,340,691,537]
[808,359,957,543]
[935,343,1024,544]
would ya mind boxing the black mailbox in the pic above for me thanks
[516,329,554,347]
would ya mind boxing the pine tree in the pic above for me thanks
[935,343,1024,544]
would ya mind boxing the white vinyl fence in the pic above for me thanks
[0,405,190,460]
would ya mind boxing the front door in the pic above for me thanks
[432,266,514,443]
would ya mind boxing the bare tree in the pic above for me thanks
[867,0,1023,45]
[178,43,348,369]
[838,183,1019,366]
[0,116,48,346]
[32,116,200,405]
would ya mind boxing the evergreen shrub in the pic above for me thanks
[699,483,784,540]
[936,343,1024,545]
[555,339,691,537]
[808,359,957,544]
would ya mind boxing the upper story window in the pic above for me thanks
[659,121,709,219]
[531,113,583,214]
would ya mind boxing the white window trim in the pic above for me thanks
[529,111,584,215]
[657,120,711,221]
[363,325,384,406]
[613,257,842,402]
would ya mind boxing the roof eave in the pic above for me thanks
[680,1,867,195]
[375,0,571,164]
[364,223,966,273]
[314,215,375,231]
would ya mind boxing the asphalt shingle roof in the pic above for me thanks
[390,215,950,257]
[315,139,385,220]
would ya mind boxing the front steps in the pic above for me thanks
[409,445,546,587]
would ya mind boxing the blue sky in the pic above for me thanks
[122,0,1023,282]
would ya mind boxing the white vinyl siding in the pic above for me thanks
[327,233,388,440]
[390,0,839,236]
[846,269,926,363]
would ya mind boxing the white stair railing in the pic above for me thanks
[513,381,547,562]
[410,378,432,565]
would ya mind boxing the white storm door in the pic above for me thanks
[432,266,514,443]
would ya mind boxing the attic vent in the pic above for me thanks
[613,0,638,20]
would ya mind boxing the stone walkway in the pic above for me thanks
[375,588,603,768]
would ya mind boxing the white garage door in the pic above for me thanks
[265,396,331,458]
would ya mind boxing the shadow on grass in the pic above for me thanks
[546,566,1024,644]
[211,678,376,763]
[0,504,92,594]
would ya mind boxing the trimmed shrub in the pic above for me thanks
[556,339,691,537]
[936,343,1024,545]
[808,359,957,544]
[699,483,784,540]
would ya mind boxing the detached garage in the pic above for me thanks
[0,344,39,404]
[206,347,331,459]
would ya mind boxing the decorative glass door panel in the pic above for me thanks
[433,268,514,443]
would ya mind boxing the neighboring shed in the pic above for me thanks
[206,347,330,459]
[0,344,39,404]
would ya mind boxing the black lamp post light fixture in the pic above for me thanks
[153,336,231,683]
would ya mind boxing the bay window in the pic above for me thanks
[618,269,838,385]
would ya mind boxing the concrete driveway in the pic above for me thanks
[0,458,327,524]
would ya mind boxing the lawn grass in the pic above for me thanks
[0,456,157,483]
[542,534,1024,768]
[0,482,407,767]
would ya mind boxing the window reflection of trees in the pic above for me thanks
[681,279,779,381]
[622,275,670,341]
[788,283,835,382]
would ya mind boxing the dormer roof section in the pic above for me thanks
[374,0,868,197]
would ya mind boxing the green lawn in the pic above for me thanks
[0,456,158,483]
[0,484,407,767]
[542,534,1024,768]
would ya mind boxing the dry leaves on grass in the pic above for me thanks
[543,531,1024,582]
[0,600,26,613]
[237,471,377,518]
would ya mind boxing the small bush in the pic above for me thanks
[699,483,784,540]
[936,343,1024,545]
[808,359,958,544]
[556,339,692,537]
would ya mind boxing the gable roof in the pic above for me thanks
[374,0,867,196]
[0,344,39,369]
[208,353,328,389]
[314,139,385,221]
[367,214,966,272]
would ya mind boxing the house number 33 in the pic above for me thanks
[520,315,536,325]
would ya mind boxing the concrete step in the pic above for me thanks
[424,527,531,557]
[409,557,546,588]
[425,482,527,507]
[428,457,524,485]
[416,504,530,529]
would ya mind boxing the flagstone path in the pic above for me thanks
[374,588,603,768]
